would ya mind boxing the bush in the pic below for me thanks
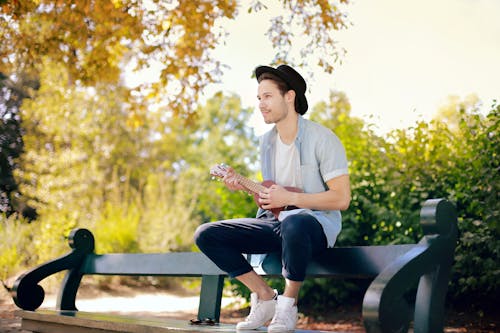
[0,214,33,280]
[313,97,500,310]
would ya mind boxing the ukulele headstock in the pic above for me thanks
[210,163,230,179]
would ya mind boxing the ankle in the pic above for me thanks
[258,288,278,301]
[276,295,297,308]
[280,293,297,306]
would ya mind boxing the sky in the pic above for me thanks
[205,0,500,135]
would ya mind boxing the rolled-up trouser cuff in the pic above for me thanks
[228,264,254,279]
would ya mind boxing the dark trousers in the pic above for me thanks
[194,214,327,281]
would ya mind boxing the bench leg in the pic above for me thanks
[414,246,455,333]
[198,275,224,322]
[57,268,84,310]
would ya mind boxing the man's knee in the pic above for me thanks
[281,216,310,241]
[194,223,211,248]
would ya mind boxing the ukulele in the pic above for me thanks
[210,163,302,218]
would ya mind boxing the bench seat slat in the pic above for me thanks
[17,310,335,333]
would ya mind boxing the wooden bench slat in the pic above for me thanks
[17,310,339,333]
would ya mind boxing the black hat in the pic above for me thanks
[255,65,308,115]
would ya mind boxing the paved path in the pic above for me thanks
[42,292,215,314]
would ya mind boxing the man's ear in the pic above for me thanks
[286,90,296,104]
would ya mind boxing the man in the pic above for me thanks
[194,64,350,332]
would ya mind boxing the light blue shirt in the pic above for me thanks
[256,116,349,247]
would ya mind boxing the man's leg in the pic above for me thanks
[279,214,327,286]
[194,218,281,278]
[237,270,276,301]
[283,279,302,304]
[269,214,327,332]
[194,218,281,330]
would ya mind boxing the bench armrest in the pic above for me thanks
[12,229,95,310]
[362,199,458,333]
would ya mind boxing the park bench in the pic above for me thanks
[12,198,458,333]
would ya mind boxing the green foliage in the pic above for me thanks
[299,278,367,310]
[31,207,78,264]
[308,94,499,307]
[443,102,499,302]
[188,92,260,222]
[0,214,32,280]
[310,92,410,246]
[92,202,141,254]
[137,173,202,253]
[376,102,500,304]
[452,219,499,301]
[452,102,499,231]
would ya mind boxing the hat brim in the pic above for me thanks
[255,66,308,114]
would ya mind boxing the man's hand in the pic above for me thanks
[222,166,246,192]
[258,174,351,212]
[258,184,291,209]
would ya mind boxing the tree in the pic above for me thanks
[1,0,351,223]
[0,0,351,231]
[0,75,22,215]
[11,60,155,261]
[0,0,350,119]
[0,73,38,219]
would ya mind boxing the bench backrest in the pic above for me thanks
[251,244,416,278]
[79,252,226,276]
[78,244,417,279]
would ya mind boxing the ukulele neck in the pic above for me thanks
[236,174,266,194]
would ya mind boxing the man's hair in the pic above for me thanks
[257,73,299,112]
[257,73,289,94]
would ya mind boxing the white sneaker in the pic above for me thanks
[267,295,298,332]
[236,290,277,330]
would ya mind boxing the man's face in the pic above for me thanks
[257,79,292,124]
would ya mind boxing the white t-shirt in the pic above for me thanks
[275,135,303,189]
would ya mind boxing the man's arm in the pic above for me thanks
[259,174,351,211]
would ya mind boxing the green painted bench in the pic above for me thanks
[12,198,458,333]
